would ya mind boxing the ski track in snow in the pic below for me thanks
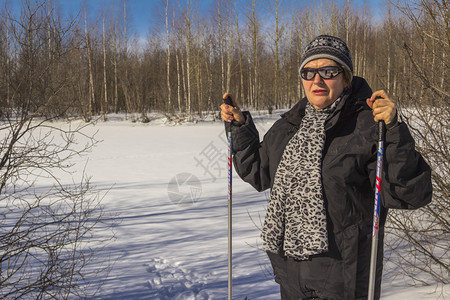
[145,257,210,300]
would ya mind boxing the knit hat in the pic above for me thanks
[299,35,353,75]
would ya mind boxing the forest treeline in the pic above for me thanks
[0,0,447,122]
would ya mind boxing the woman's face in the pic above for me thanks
[301,58,345,109]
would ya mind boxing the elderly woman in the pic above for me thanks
[220,35,432,299]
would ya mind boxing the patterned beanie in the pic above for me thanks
[300,35,353,75]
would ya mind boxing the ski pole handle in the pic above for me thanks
[378,120,386,142]
[223,96,233,136]
[224,96,233,106]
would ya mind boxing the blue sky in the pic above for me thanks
[6,0,386,38]
[129,0,384,37]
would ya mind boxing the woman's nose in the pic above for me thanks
[313,72,323,84]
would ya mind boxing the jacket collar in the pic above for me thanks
[281,76,373,127]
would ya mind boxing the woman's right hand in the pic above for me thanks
[220,93,245,124]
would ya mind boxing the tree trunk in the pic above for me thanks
[112,12,119,113]
[234,0,245,107]
[273,0,281,108]
[251,0,258,109]
[218,1,225,93]
[185,0,192,116]
[165,0,172,112]
[102,15,108,120]
[85,6,95,120]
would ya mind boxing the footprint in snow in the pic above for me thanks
[144,258,210,300]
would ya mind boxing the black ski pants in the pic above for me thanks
[267,251,368,300]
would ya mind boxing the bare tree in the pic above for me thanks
[224,1,233,94]
[102,10,109,121]
[268,0,285,109]
[165,0,172,112]
[111,2,120,114]
[183,0,194,117]
[234,0,246,107]
[0,0,114,297]
[383,0,449,287]
[173,9,183,113]
[217,0,226,93]
[0,118,113,299]
[84,3,96,121]
[249,0,260,109]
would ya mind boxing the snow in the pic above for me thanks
[48,113,450,299]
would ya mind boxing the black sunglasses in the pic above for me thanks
[300,66,344,80]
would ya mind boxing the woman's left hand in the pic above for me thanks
[366,90,397,125]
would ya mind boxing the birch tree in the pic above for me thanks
[112,5,119,113]
[84,4,96,121]
[165,0,172,112]
[225,3,233,94]
[234,0,245,106]
[269,0,285,109]
[173,9,183,113]
[217,0,226,93]
[102,13,108,120]
[249,0,259,109]
[183,0,194,116]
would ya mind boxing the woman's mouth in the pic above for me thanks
[313,89,328,95]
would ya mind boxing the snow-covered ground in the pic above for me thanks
[63,112,448,299]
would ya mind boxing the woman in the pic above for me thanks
[220,35,432,299]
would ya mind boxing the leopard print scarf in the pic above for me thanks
[261,98,341,260]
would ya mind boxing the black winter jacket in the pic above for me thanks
[228,77,432,299]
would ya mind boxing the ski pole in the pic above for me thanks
[368,120,386,300]
[224,95,233,300]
